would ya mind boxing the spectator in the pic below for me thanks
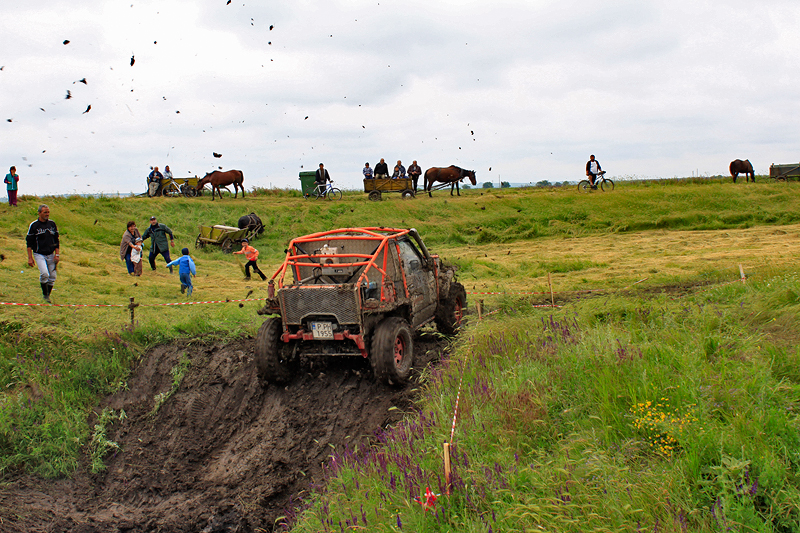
[392,165,401,179]
[396,160,406,178]
[363,162,374,179]
[585,155,602,189]
[148,166,164,197]
[407,160,422,192]
[166,248,197,296]
[26,204,60,303]
[374,158,389,179]
[131,237,144,276]
[4,166,19,207]
[314,163,331,194]
[142,215,175,272]
[119,221,142,275]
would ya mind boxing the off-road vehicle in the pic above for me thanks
[255,227,466,385]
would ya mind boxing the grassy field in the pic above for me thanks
[1,179,799,530]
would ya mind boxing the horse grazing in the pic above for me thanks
[730,159,754,183]
[198,169,245,200]
[237,212,264,235]
[424,165,477,197]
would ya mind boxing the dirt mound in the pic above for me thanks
[1,332,448,532]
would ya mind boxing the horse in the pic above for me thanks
[423,166,477,197]
[730,159,754,183]
[237,212,264,235]
[197,169,245,200]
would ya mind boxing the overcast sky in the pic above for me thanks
[2,0,799,195]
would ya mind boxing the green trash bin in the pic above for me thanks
[299,171,317,197]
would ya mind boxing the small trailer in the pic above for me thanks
[769,163,800,181]
[363,177,416,201]
[195,225,257,253]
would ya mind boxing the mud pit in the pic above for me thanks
[3,333,449,532]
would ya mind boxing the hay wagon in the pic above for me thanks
[364,178,416,201]
[195,224,257,253]
[769,163,800,181]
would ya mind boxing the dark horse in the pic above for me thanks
[237,212,264,235]
[197,169,245,200]
[424,165,477,197]
[730,159,754,183]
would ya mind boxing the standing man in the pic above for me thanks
[314,163,331,193]
[26,204,59,303]
[4,166,19,207]
[586,155,602,189]
[142,215,175,273]
[374,158,389,179]
[407,160,422,192]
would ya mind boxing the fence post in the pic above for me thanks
[128,297,139,329]
[739,264,746,283]
[443,441,451,495]
[548,272,555,307]
[477,299,483,320]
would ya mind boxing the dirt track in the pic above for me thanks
[1,333,449,533]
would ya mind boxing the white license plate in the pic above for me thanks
[311,321,334,340]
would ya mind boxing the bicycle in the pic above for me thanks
[578,171,614,192]
[160,177,197,198]
[308,181,342,200]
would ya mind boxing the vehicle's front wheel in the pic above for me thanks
[368,190,382,201]
[436,282,467,335]
[371,317,413,385]
[255,317,296,384]
[600,179,614,192]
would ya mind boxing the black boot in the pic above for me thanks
[41,283,51,303]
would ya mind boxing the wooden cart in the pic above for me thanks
[195,224,256,253]
[363,178,416,201]
[769,164,800,181]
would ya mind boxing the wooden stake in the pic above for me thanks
[128,297,139,329]
[739,264,746,283]
[477,299,483,320]
[443,441,452,495]
[548,272,555,307]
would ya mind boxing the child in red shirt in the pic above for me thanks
[233,239,267,280]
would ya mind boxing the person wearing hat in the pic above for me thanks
[233,238,266,281]
[166,248,196,296]
[141,215,175,273]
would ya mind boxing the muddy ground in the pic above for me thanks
[1,332,450,533]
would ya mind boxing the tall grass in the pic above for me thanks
[287,270,800,532]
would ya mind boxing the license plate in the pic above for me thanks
[311,321,334,340]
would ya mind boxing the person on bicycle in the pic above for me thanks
[585,155,602,189]
[315,163,331,194]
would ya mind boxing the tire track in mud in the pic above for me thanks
[1,333,449,532]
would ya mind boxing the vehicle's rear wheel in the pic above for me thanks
[435,282,467,335]
[255,317,296,384]
[182,185,198,197]
[368,190,382,201]
[221,237,233,254]
[401,189,415,199]
[371,317,413,385]
[195,233,205,249]
[577,180,592,192]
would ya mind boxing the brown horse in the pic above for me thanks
[730,159,754,183]
[424,166,477,197]
[198,169,245,200]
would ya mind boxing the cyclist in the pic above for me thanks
[314,163,331,195]
[585,155,602,189]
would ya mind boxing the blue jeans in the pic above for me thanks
[124,252,135,274]
[179,272,193,295]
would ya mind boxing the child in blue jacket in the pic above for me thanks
[166,248,197,296]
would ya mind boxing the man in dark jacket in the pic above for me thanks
[142,215,175,272]
[374,158,389,179]
[407,160,422,192]
[26,204,60,303]
[314,163,331,195]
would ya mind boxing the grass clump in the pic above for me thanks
[89,407,126,473]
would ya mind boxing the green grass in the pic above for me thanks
[0,179,799,533]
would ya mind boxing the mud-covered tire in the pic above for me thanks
[368,190,382,201]
[436,282,467,336]
[371,317,413,386]
[255,317,296,384]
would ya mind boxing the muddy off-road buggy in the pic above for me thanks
[255,227,466,385]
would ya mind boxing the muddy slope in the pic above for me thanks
[1,333,447,533]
